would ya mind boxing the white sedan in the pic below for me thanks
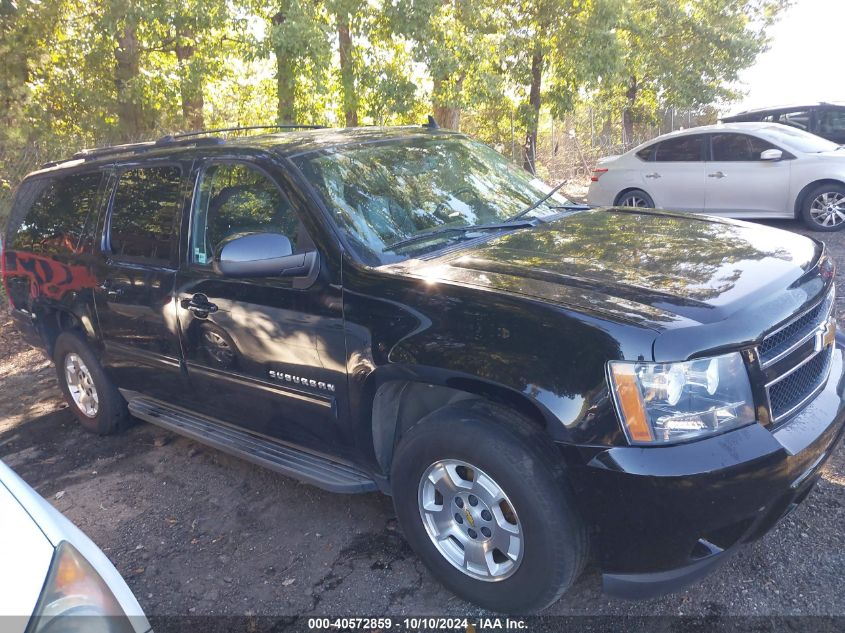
[0,459,150,633]
[587,122,845,231]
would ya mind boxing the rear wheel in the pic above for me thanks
[800,183,845,231]
[391,400,587,613]
[615,188,654,208]
[53,331,129,434]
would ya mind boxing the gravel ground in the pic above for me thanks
[1,218,845,627]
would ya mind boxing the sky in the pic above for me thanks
[726,0,845,116]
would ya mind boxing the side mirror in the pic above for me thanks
[760,149,783,161]
[214,232,318,280]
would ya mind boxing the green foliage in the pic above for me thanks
[0,0,788,196]
[589,0,791,143]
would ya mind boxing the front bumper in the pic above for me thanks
[570,345,845,600]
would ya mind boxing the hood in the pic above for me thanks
[386,209,828,358]
[816,149,845,159]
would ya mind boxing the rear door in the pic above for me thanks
[704,133,791,217]
[172,156,351,457]
[639,134,706,212]
[93,161,190,402]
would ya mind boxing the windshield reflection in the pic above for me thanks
[295,135,570,263]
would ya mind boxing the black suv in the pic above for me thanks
[4,125,845,612]
[723,102,845,145]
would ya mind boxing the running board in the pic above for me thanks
[126,396,377,494]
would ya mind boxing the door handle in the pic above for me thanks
[645,172,661,179]
[708,171,726,179]
[180,294,218,318]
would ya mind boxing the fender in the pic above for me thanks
[342,266,645,478]
[3,249,100,352]
[359,361,592,476]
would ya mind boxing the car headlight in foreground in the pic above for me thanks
[608,351,756,445]
[28,541,136,633]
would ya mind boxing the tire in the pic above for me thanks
[615,188,654,208]
[53,330,130,434]
[800,183,845,231]
[390,400,587,613]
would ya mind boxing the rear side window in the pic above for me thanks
[654,135,705,162]
[711,133,780,161]
[7,172,103,254]
[108,166,182,264]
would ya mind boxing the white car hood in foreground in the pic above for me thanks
[0,480,54,631]
[0,460,150,633]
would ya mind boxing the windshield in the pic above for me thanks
[762,125,840,153]
[294,135,572,264]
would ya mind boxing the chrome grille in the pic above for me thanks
[760,288,836,425]
[768,346,833,421]
[759,290,834,366]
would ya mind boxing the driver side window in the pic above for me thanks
[191,163,299,265]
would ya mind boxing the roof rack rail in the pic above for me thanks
[41,124,323,170]
[162,124,327,142]
[57,136,224,166]
[71,141,156,160]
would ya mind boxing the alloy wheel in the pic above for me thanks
[418,459,523,581]
[810,192,845,228]
[64,353,99,418]
[619,194,650,208]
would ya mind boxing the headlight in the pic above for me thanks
[608,351,756,445]
[28,541,136,633]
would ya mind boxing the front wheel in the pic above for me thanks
[615,188,655,209]
[391,400,587,613]
[800,183,845,231]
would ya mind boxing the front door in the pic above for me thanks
[93,162,190,402]
[704,133,791,217]
[173,158,351,457]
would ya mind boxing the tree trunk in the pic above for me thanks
[337,14,358,127]
[272,10,296,124]
[175,32,204,131]
[622,75,637,148]
[522,48,543,174]
[114,20,144,141]
[432,77,462,130]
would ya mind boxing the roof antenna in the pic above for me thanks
[424,115,440,129]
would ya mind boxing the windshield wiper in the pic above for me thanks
[385,219,537,252]
[505,180,570,222]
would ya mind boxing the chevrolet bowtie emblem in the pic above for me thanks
[815,318,837,353]
[463,508,475,528]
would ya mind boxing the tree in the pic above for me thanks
[167,0,229,131]
[327,0,359,126]
[386,0,505,131]
[260,0,332,124]
[502,0,620,174]
[611,0,789,146]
